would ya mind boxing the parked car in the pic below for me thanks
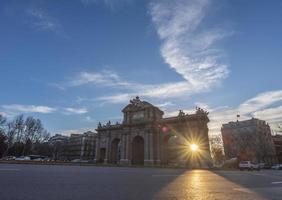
[15,156,31,161]
[239,161,260,171]
[0,156,16,161]
[271,164,282,170]
[71,159,89,163]
[258,163,265,168]
[263,164,272,169]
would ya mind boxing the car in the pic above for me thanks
[263,164,272,169]
[271,164,282,170]
[258,163,265,168]
[71,159,89,163]
[15,156,31,161]
[239,161,260,171]
[0,156,16,161]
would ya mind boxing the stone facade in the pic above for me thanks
[63,131,96,160]
[95,97,212,167]
[272,134,282,163]
[221,118,277,165]
[49,134,69,160]
[49,132,96,161]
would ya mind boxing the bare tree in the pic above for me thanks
[210,135,225,165]
[14,115,25,143]
[2,115,51,156]
[0,114,6,133]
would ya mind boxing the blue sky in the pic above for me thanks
[1,0,282,135]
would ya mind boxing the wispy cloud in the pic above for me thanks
[63,107,88,115]
[1,104,89,117]
[204,90,282,135]
[61,0,230,104]
[80,0,133,10]
[0,112,7,117]
[25,8,65,36]
[239,90,282,114]
[149,0,229,92]
[68,70,135,88]
[1,104,56,115]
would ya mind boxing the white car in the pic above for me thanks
[239,161,260,171]
[15,156,31,161]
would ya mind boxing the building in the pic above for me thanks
[94,97,212,167]
[221,118,277,164]
[63,131,96,161]
[49,134,69,160]
[49,132,96,161]
[272,134,282,163]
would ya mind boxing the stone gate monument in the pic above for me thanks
[94,97,212,167]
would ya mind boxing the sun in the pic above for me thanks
[190,144,199,152]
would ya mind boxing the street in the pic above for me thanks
[0,164,282,200]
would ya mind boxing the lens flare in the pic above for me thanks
[190,144,199,152]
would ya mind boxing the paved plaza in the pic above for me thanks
[0,164,282,200]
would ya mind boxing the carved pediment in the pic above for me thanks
[122,96,155,112]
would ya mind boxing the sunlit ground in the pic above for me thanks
[154,170,265,200]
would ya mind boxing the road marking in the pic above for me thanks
[271,181,282,184]
[152,174,184,177]
[233,188,253,193]
[0,168,20,171]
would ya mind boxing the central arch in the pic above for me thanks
[132,136,144,165]
[162,135,179,165]
[111,138,121,164]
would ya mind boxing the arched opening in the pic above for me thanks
[99,148,106,163]
[111,138,121,164]
[132,136,144,165]
[162,135,179,165]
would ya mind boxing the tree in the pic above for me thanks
[0,133,7,158]
[1,115,51,157]
[14,115,25,143]
[210,135,225,165]
[0,114,6,134]
[0,114,8,158]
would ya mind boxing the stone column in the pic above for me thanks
[120,133,130,165]
[80,136,85,159]
[156,131,161,165]
[144,131,154,166]
[126,133,131,164]
[104,135,110,164]
[94,137,100,163]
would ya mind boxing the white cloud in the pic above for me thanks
[239,90,282,114]
[253,106,282,123]
[68,70,135,88]
[67,0,230,104]
[149,0,229,92]
[0,112,7,117]
[53,127,96,136]
[2,104,56,114]
[96,93,132,104]
[64,107,88,114]
[85,116,96,122]
[80,0,133,9]
[206,90,282,135]
[26,8,64,35]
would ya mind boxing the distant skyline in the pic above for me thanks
[1,0,282,135]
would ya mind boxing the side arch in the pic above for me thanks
[131,136,144,165]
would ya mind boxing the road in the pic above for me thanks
[0,164,282,200]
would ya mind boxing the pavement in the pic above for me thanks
[0,164,282,200]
